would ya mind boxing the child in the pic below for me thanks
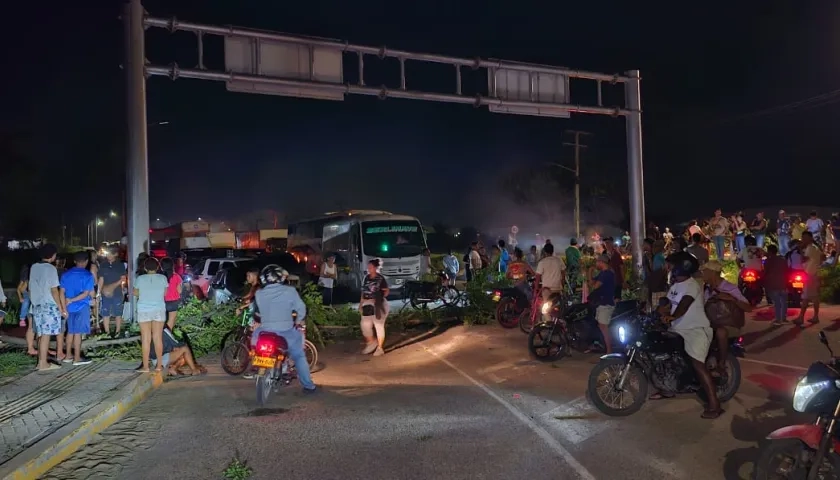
[59,251,96,365]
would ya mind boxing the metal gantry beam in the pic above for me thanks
[127,4,647,279]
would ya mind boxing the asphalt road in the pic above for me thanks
[44,305,840,480]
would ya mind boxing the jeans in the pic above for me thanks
[735,233,746,253]
[777,235,790,256]
[713,236,726,260]
[767,290,788,322]
[251,326,315,390]
[755,233,766,248]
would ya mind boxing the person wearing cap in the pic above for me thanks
[701,260,752,374]
[776,210,792,256]
[587,254,616,354]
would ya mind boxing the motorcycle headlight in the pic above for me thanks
[793,378,831,412]
[618,326,627,344]
[541,301,551,315]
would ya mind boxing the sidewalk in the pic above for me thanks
[0,360,162,480]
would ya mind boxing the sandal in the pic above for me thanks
[701,408,725,419]
[649,392,675,400]
[135,367,150,373]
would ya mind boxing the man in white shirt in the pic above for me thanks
[468,242,482,282]
[29,244,65,372]
[806,211,824,246]
[736,236,765,271]
[535,243,566,321]
[795,231,824,327]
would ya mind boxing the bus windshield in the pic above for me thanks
[362,220,425,258]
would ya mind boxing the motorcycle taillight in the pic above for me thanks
[255,339,276,357]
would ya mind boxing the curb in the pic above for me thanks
[0,371,164,480]
[0,334,141,349]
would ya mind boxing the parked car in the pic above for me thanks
[190,257,252,299]
[207,253,306,305]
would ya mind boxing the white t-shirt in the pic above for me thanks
[803,243,822,275]
[710,217,728,237]
[667,278,710,331]
[469,250,482,270]
[806,218,824,235]
[737,246,764,270]
[134,273,168,312]
[29,263,60,306]
[319,263,336,288]
[536,255,566,289]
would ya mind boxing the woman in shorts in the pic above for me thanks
[133,257,168,373]
[160,258,182,330]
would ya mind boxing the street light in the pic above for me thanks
[110,211,118,217]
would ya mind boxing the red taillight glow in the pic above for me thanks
[793,274,803,282]
[742,270,757,282]
[255,340,276,357]
[737,336,744,344]
[494,290,502,297]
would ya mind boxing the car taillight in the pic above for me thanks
[255,339,276,357]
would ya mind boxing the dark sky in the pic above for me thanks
[3,1,840,237]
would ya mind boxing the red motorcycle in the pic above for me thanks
[788,270,805,308]
[517,282,553,334]
[738,268,764,306]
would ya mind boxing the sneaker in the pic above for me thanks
[242,372,255,380]
[61,357,73,364]
[373,347,385,357]
[73,358,92,366]
[361,343,378,355]
[302,386,317,395]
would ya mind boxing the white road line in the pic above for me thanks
[423,346,597,480]
[740,358,807,371]
[477,362,515,375]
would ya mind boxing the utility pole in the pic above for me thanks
[550,130,591,241]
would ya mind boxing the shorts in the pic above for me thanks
[136,308,165,323]
[804,275,821,301]
[595,305,616,326]
[165,300,180,313]
[100,294,124,317]
[31,303,62,336]
[67,305,92,335]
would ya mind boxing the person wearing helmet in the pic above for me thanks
[251,264,316,393]
[658,252,722,419]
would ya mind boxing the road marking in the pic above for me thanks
[741,358,807,372]
[423,346,596,480]
[477,362,515,375]
[540,396,611,445]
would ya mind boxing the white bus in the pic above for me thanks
[287,210,427,294]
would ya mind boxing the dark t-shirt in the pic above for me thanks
[99,260,127,289]
[361,274,389,300]
[763,255,789,292]
[590,269,616,307]
[609,250,624,280]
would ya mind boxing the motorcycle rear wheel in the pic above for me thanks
[221,341,250,376]
[409,292,427,310]
[588,357,648,417]
[754,438,832,480]
[496,298,520,329]
[528,323,567,362]
[698,353,741,404]
[518,308,535,334]
[256,374,273,406]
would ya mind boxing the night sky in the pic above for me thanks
[3,1,840,239]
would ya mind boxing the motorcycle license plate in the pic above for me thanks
[252,356,276,368]
[793,282,804,289]
[492,294,501,302]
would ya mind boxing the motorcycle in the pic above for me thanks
[250,312,318,405]
[754,331,840,480]
[587,307,743,417]
[739,268,764,306]
[405,271,462,309]
[492,277,534,329]
[788,269,805,308]
[527,298,639,362]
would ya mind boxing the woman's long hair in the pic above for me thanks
[160,257,175,281]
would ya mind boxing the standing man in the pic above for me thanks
[497,240,510,274]
[442,249,459,286]
[467,241,482,282]
[588,254,615,354]
[564,238,581,285]
[709,209,729,260]
[794,231,824,327]
[605,238,626,301]
[750,212,769,248]
[806,211,825,247]
[98,247,127,338]
[776,210,792,256]
[535,243,566,321]
[59,252,95,365]
[30,244,65,372]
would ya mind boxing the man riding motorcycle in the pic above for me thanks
[251,265,317,393]
[658,251,723,419]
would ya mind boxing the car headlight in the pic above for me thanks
[541,301,551,315]
[618,326,627,344]
[793,378,831,412]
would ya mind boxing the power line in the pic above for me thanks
[721,87,840,124]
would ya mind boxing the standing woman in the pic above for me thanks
[17,264,37,355]
[133,257,168,373]
[359,259,389,357]
[318,254,337,305]
[160,257,182,330]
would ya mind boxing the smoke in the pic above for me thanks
[463,165,626,247]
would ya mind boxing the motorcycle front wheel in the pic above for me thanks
[496,298,520,329]
[754,438,835,480]
[221,341,250,376]
[256,373,273,406]
[528,323,567,362]
[588,357,648,417]
[409,292,427,310]
[304,339,319,371]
